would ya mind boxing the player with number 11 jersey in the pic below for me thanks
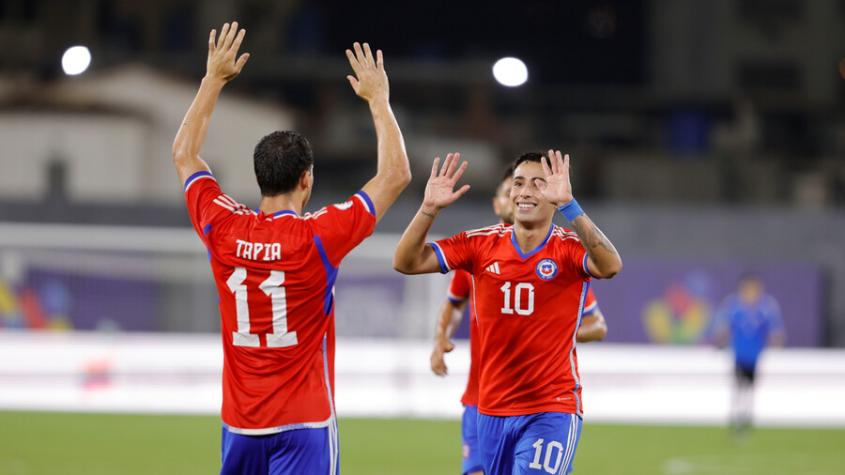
[173,23,410,474]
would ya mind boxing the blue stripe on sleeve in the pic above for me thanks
[356,191,376,217]
[582,253,601,279]
[184,170,214,191]
[428,242,449,274]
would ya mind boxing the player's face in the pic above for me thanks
[492,177,513,225]
[739,279,763,303]
[510,161,555,225]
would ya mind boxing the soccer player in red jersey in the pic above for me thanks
[397,151,621,474]
[172,23,410,474]
[431,167,609,475]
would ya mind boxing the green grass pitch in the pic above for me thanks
[1,411,843,474]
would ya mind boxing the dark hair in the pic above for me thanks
[499,164,515,185]
[511,151,547,172]
[253,131,314,196]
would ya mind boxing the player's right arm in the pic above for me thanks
[172,22,249,185]
[393,154,471,274]
[345,43,411,223]
[430,299,466,376]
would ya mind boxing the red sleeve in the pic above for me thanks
[430,231,475,274]
[447,270,472,304]
[582,287,598,316]
[310,191,377,267]
[184,171,239,244]
[557,228,592,280]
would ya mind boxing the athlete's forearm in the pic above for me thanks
[570,214,622,278]
[359,98,411,221]
[393,206,440,274]
[172,76,225,178]
[435,300,465,342]
[371,99,410,185]
[576,313,607,343]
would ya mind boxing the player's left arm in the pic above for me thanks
[172,22,250,184]
[537,150,622,279]
[345,43,412,223]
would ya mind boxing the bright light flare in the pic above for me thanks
[62,46,91,76]
[492,57,528,87]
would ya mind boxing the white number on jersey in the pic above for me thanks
[528,438,565,473]
[226,267,298,348]
[500,281,535,316]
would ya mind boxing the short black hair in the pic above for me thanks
[253,131,314,196]
[511,151,547,172]
[499,164,515,186]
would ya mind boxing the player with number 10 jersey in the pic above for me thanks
[395,151,622,474]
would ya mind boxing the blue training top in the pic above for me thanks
[715,293,784,368]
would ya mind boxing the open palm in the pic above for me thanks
[537,149,574,205]
[206,22,250,83]
[345,42,389,103]
[423,153,471,211]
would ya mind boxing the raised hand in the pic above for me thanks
[422,153,471,213]
[206,22,250,83]
[537,149,574,206]
[345,42,389,103]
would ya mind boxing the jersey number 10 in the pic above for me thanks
[226,267,299,348]
[500,281,535,316]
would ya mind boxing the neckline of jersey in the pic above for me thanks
[510,223,554,260]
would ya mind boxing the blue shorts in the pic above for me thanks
[478,412,582,475]
[221,424,339,475]
[462,405,484,474]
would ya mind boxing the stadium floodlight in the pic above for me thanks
[492,57,528,87]
[61,46,91,76]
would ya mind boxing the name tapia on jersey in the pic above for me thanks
[235,239,282,261]
[183,170,376,433]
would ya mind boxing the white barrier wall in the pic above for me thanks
[1,332,844,427]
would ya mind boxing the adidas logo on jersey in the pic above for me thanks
[485,262,501,274]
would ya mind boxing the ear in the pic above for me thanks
[299,169,312,190]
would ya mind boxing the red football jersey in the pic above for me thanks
[184,171,376,434]
[432,223,592,416]
[446,270,479,406]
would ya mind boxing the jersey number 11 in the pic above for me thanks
[226,267,299,348]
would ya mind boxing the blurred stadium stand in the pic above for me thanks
[0,3,844,354]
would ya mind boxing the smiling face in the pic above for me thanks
[510,160,556,227]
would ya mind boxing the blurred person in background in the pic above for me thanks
[715,273,785,438]
[397,151,621,474]
[172,22,410,474]
[430,166,608,475]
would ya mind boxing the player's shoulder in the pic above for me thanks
[550,225,581,243]
[464,223,513,239]
[203,191,257,219]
